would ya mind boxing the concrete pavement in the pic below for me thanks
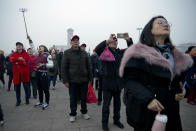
[0,75,196,131]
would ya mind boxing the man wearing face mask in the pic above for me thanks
[9,42,30,106]
[95,34,133,131]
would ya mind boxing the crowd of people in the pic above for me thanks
[0,15,196,131]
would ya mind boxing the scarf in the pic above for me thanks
[155,42,175,72]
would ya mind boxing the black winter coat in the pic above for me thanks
[186,56,196,89]
[57,52,63,72]
[0,54,5,76]
[120,43,193,131]
[5,55,13,75]
[90,54,101,78]
[95,38,133,90]
[61,48,92,84]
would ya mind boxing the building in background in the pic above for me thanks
[67,28,73,48]
[53,28,74,52]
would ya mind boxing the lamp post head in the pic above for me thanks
[19,8,27,12]
[136,27,143,30]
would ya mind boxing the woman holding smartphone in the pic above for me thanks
[120,16,193,131]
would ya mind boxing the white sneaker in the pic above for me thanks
[82,113,90,120]
[69,116,76,123]
[42,103,49,110]
[34,102,43,107]
[0,120,4,126]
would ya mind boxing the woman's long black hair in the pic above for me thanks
[140,15,174,49]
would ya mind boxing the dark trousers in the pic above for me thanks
[8,74,13,89]
[0,104,3,121]
[69,82,88,116]
[58,66,61,81]
[187,88,196,102]
[14,82,30,103]
[48,75,57,87]
[98,77,103,102]
[0,74,5,85]
[59,74,61,81]
[29,77,37,98]
[92,79,99,90]
[36,71,50,104]
[102,90,121,124]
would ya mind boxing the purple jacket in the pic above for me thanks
[36,52,53,71]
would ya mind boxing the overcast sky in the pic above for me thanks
[0,0,196,54]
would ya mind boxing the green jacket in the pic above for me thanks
[48,57,58,76]
[61,48,92,83]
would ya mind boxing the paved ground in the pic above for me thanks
[0,75,196,131]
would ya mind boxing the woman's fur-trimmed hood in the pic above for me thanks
[119,43,193,78]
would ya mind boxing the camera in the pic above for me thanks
[117,33,125,38]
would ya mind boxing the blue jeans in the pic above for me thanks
[48,76,57,87]
[14,82,30,103]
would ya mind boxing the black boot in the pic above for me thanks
[26,99,29,105]
[102,123,109,131]
[97,101,101,106]
[16,101,21,106]
[114,121,124,129]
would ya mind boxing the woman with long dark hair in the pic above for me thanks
[120,16,193,131]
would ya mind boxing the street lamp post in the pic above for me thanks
[19,8,29,37]
[136,27,143,38]
[19,8,36,54]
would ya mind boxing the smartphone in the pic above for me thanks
[117,33,125,38]
[182,81,186,90]
[177,81,186,93]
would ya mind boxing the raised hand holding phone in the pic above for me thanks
[107,34,117,45]
[123,33,130,41]
[117,33,130,41]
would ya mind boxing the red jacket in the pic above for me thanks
[9,50,30,84]
[29,55,37,72]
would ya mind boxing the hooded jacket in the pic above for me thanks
[9,50,30,84]
[120,43,193,130]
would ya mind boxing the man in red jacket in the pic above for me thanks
[9,42,30,106]
[27,48,37,99]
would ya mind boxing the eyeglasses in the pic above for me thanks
[157,20,172,27]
